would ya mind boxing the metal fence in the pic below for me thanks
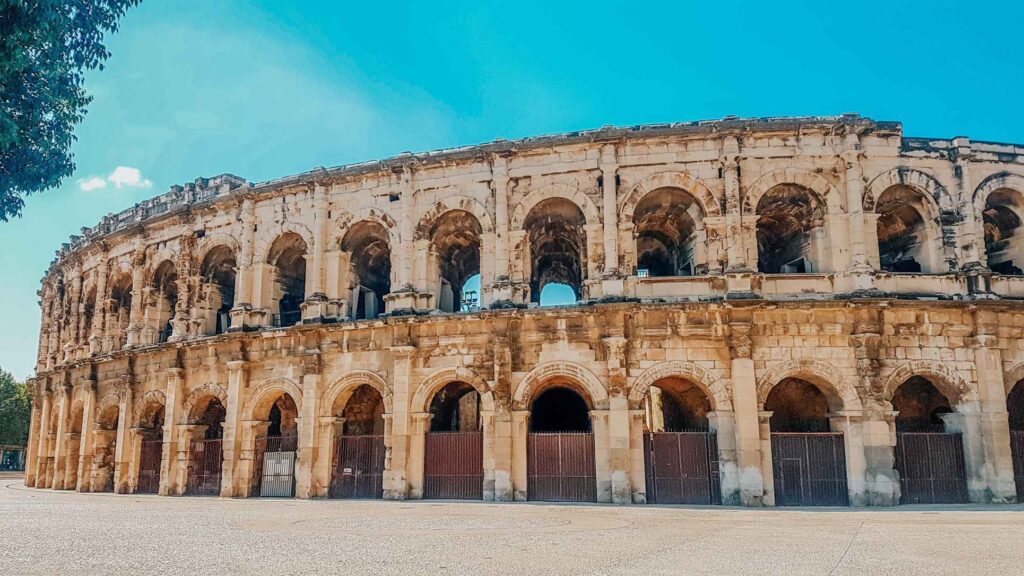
[330,435,385,499]
[185,438,223,496]
[251,436,297,498]
[1012,430,1024,502]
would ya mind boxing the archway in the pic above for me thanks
[199,245,236,335]
[93,403,120,493]
[185,396,225,496]
[1008,382,1024,501]
[150,260,179,343]
[764,378,848,506]
[633,188,706,277]
[642,377,720,504]
[983,188,1024,275]
[891,377,967,504]
[135,399,165,494]
[250,392,299,497]
[524,198,588,304]
[423,381,483,499]
[426,211,481,313]
[527,384,596,502]
[341,221,391,320]
[108,273,132,350]
[876,185,941,273]
[267,233,307,326]
[329,384,386,499]
[756,184,828,274]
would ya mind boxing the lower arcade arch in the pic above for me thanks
[641,377,721,505]
[249,392,300,498]
[526,382,597,502]
[890,376,968,504]
[764,378,849,506]
[329,384,386,499]
[185,395,225,496]
[134,399,165,494]
[422,381,484,500]
[1008,382,1024,500]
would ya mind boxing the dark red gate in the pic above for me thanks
[423,432,483,499]
[644,432,720,505]
[895,432,968,504]
[330,435,385,499]
[185,438,222,496]
[1012,431,1024,502]
[136,440,162,494]
[771,433,848,506]
[527,432,596,502]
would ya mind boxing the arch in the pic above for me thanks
[144,250,179,287]
[973,171,1024,212]
[182,383,227,422]
[133,389,167,422]
[253,222,315,265]
[94,393,121,427]
[628,361,732,412]
[413,196,494,240]
[328,208,400,251]
[509,183,602,229]
[321,370,393,417]
[865,167,952,215]
[512,361,608,411]
[242,376,304,421]
[882,361,975,407]
[412,366,495,414]
[1003,362,1024,396]
[194,234,241,270]
[743,168,840,215]
[756,359,863,412]
[620,171,722,220]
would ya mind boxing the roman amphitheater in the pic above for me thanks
[22,115,1024,507]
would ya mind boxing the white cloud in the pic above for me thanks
[108,166,152,189]
[77,176,108,192]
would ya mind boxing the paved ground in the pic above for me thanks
[3,475,1024,576]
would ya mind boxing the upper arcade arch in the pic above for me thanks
[253,223,314,266]
[509,183,601,230]
[619,171,722,220]
[743,168,840,215]
[976,173,1024,275]
[865,167,953,214]
[413,196,494,240]
[328,208,400,252]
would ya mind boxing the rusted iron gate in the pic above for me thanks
[330,434,385,499]
[423,432,483,499]
[527,432,596,502]
[251,436,297,497]
[643,431,721,505]
[1012,431,1024,502]
[895,432,968,504]
[185,438,222,496]
[771,433,848,506]
[136,440,162,494]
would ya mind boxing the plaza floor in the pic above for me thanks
[3,474,1023,575]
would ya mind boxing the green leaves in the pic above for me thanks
[0,367,28,446]
[0,0,141,221]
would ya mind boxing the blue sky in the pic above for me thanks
[2,0,1022,380]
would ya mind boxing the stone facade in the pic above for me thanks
[23,115,1024,505]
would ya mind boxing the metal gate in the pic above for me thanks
[136,440,162,494]
[252,436,297,497]
[771,433,848,506]
[330,435,385,499]
[424,432,483,499]
[644,432,721,505]
[1012,431,1024,502]
[186,438,222,496]
[527,432,596,502]
[896,432,968,504]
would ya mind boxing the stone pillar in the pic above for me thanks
[758,411,775,506]
[628,409,647,503]
[723,143,757,298]
[230,198,256,329]
[830,410,867,506]
[51,384,71,490]
[168,274,190,342]
[941,405,988,502]
[314,416,342,498]
[24,393,41,487]
[113,380,134,493]
[384,345,415,499]
[76,381,96,491]
[491,155,511,283]
[511,409,530,501]
[591,409,612,503]
[972,330,1017,502]
[159,368,185,496]
[606,396,632,504]
[238,420,270,497]
[295,358,321,498]
[303,183,329,321]
[220,361,247,497]
[480,408,497,501]
[600,145,619,278]
[842,134,875,292]
[127,428,143,493]
[67,266,82,356]
[125,246,146,347]
[707,410,741,505]
[34,388,51,488]
[862,407,899,506]
[954,139,991,295]
[91,257,109,355]
[729,321,766,505]
[406,412,431,499]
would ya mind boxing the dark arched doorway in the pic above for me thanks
[423,381,483,500]
[1007,381,1024,501]
[527,385,596,502]
[329,384,386,499]
[186,396,225,496]
[135,400,165,494]
[251,393,299,497]
[892,377,967,504]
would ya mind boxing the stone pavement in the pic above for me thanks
[2,476,1022,575]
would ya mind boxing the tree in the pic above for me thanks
[0,0,141,221]
[0,367,29,446]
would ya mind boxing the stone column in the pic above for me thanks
[862,407,899,506]
[480,408,497,501]
[511,409,530,501]
[830,410,868,506]
[238,420,270,497]
[707,410,740,505]
[723,142,757,298]
[159,368,185,496]
[383,345,415,499]
[971,330,1016,502]
[303,183,328,321]
[491,155,511,284]
[91,257,109,355]
[314,416,343,498]
[220,361,247,497]
[24,392,41,487]
[954,139,991,295]
[76,381,96,491]
[230,198,256,329]
[406,412,431,499]
[125,246,146,347]
[113,379,134,493]
[34,388,51,488]
[627,409,647,503]
[842,134,875,292]
[729,321,766,505]
[67,265,82,357]
[127,428,144,493]
[294,357,322,498]
[51,384,71,490]
[600,145,620,278]
[168,274,190,342]
[591,409,613,503]
[758,411,775,506]
[941,405,988,502]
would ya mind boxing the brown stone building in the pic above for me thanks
[23,115,1024,506]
